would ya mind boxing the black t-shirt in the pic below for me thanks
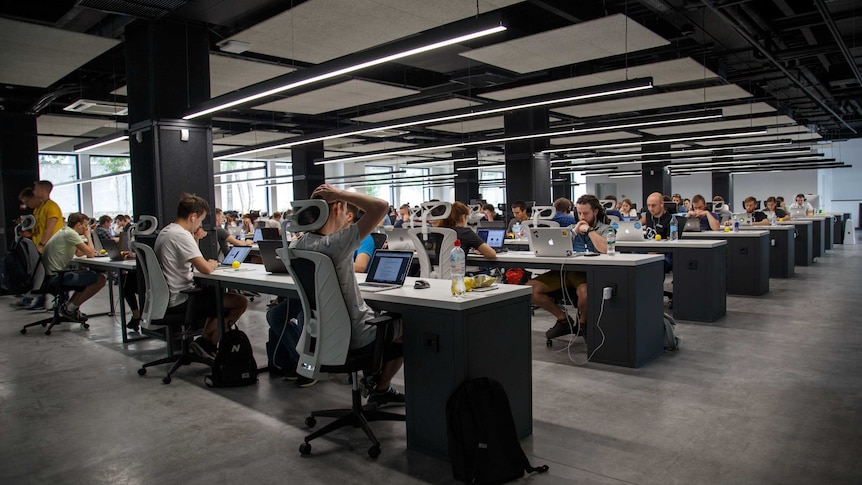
[774,208,787,218]
[215,227,230,257]
[752,211,768,222]
[453,226,486,253]
[643,211,673,239]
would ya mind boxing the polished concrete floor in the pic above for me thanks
[2,239,861,484]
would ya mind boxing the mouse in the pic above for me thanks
[414,279,430,289]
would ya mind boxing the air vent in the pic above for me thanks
[364,128,409,138]
[78,0,188,19]
[64,99,128,116]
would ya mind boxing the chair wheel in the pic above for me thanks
[546,339,552,347]
[368,445,380,458]
[305,416,317,428]
[20,328,26,334]
[138,368,147,376]
[162,376,172,384]
[82,323,90,330]
[41,322,47,327]
[45,330,51,335]
[299,442,311,455]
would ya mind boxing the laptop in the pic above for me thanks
[733,212,753,225]
[385,228,414,251]
[256,227,280,241]
[477,228,507,253]
[215,246,252,269]
[612,221,646,241]
[258,239,288,274]
[529,227,578,257]
[790,207,807,218]
[357,250,414,292]
[97,235,125,261]
[683,217,702,232]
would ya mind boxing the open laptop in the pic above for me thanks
[258,239,288,274]
[358,250,414,292]
[529,227,578,257]
[790,207,807,218]
[385,228,414,251]
[612,221,646,241]
[683,217,702,232]
[97,234,125,261]
[254,227,280,241]
[733,212,753,225]
[215,246,252,270]
[477,228,507,253]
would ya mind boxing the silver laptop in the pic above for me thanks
[358,250,414,292]
[612,221,645,241]
[214,246,252,269]
[385,228,414,250]
[683,217,702,232]
[790,207,807,218]
[733,212,753,225]
[529,227,577,257]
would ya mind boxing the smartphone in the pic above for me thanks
[471,286,500,292]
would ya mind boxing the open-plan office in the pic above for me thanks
[2,1,862,484]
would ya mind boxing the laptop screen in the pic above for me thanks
[253,228,263,242]
[477,228,505,248]
[365,250,413,284]
[222,246,251,266]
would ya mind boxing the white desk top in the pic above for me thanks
[468,251,664,267]
[616,239,727,249]
[779,220,813,225]
[194,264,531,311]
[684,230,769,238]
[739,225,793,231]
[72,256,137,270]
[793,216,831,221]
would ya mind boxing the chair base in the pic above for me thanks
[137,326,211,384]
[20,307,89,335]
[300,372,405,458]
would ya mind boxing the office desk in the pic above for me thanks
[195,266,533,460]
[795,217,826,258]
[740,225,795,278]
[468,252,665,368]
[616,239,727,323]
[683,231,770,295]
[71,257,141,343]
[779,221,814,265]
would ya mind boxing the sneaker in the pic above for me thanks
[367,386,406,408]
[280,366,299,381]
[295,376,318,388]
[190,337,217,362]
[545,315,578,340]
[25,295,46,311]
[125,317,141,331]
[359,374,378,398]
[59,305,84,322]
[9,296,33,307]
[76,311,88,322]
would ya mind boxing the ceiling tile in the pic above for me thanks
[428,116,505,133]
[253,79,419,115]
[549,131,642,146]
[352,98,480,123]
[641,115,796,136]
[551,84,752,118]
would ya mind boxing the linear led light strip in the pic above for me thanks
[341,172,458,187]
[550,145,810,170]
[669,155,824,170]
[405,156,478,167]
[456,164,506,171]
[313,113,736,166]
[215,79,661,161]
[677,162,841,174]
[540,129,769,155]
[74,134,129,153]
[550,141,796,164]
[672,157,832,172]
[186,25,507,120]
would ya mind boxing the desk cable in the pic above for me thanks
[271,298,292,373]
[557,262,607,366]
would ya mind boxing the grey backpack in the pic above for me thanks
[664,313,680,351]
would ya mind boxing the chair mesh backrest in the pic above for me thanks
[130,241,170,325]
[406,227,457,279]
[283,247,351,380]
[370,233,387,250]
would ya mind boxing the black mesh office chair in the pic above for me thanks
[282,200,404,459]
[370,232,387,250]
[20,263,91,335]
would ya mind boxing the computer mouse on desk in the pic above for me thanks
[414,280,430,289]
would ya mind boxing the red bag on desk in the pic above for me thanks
[504,268,525,285]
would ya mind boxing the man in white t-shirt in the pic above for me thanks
[155,194,248,361]
[789,193,814,214]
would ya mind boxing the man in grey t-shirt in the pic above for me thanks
[290,185,406,407]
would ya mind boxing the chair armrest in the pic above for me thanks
[366,313,398,326]
[368,312,401,373]
[180,287,204,325]
[180,287,203,295]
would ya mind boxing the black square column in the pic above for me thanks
[292,142,325,200]
[712,171,733,208]
[504,108,550,206]
[0,113,39,254]
[454,155,479,203]
[642,162,671,200]
[552,172,572,201]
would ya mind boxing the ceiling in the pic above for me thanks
[1,0,859,176]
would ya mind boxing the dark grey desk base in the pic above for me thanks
[823,217,833,249]
[790,223,814,266]
[690,233,769,295]
[765,228,794,278]
[616,244,726,322]
[810,219,825,259]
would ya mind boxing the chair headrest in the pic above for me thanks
[531,206,554,219]
[599,200,616,210]
[19,214,36,232]
[285,200,329,233]
[128,215,158,239]
[421,201,451,221]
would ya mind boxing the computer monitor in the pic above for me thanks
[664,202,678,214]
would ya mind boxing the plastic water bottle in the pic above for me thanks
[669,216,679,241]
[770,214,777,226]
[450,239,466,298]
[733,219,740,232]
[607,228,616,256]
[512,221,522,240]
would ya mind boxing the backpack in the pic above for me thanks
[664,313,680,351]
[205,327,258,387]
[1,238,37,294]
[446,377,549,484]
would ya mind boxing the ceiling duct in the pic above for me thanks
[64,98,128,116]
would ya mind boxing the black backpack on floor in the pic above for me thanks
[205,327,258,388]
[1,237,37,294]
[446,377,549,484]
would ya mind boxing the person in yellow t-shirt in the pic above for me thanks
[32,180,63,252]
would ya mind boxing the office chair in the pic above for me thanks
[370,232,387,250]
[20,262,91,335]
[132,241,209,384]
[404,202,456,279]
[281,200,405,459]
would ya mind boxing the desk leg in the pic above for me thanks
[215,280,226,340]
[107,271,116,317]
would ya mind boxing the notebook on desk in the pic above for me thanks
[258,239,288,274]
[529,227,577,257]
[215,246,252,269]
[613,221,646,241]
[477,228,507,252]
[358,250,413,292]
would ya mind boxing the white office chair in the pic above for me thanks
[280,200,404,459]
[404,201,456,279]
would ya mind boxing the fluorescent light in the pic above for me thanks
[73,132,129,153]
[184,25,507,119]
[405,156,477,167]
[456,164,505,171]
[541,129,768,155]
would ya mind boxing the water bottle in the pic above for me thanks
[733,219,740,232]
[770,214,777,226]
[669,216,679,241]
[607,228,616,256]
[512,221,522,240]
[450,239,466,298]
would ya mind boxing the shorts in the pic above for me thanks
[533,270,587,292]
[350,318,403,363]
[49,270,100,289]
[165,285,220,319]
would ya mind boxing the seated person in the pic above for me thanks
[435,202,497,260]
[155,194,248,361]
[481,203,501,222]
[347,204,377,273]
[507,200,529,233]
[683,198,691,212]
[41,212,108,321]
[640,192,674,272]
[273,185,405,406]
[777,196,788,213]
[266,212,282,229]
[762,196,788,221]
[712,195,733,222]
[93,215,113,242]
[528,195,611,340]
[619,198,638,218]
[687,194,721,231]
[393,203,412,228]
[214,208,253,258]
[550,197,576,226]
[789,193,814,213]
[603,195,624,220]
[672,194,683,207]
[744,196,770,225]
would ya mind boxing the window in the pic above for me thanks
[479,169,505,208]
[90,156,133,218]
[273,162,294,213]
[38,154,79,216]
[397,167,430,207]
[364,165,393,205]
[218,161,268,215]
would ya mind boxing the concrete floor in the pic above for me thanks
[2,240,861,484]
